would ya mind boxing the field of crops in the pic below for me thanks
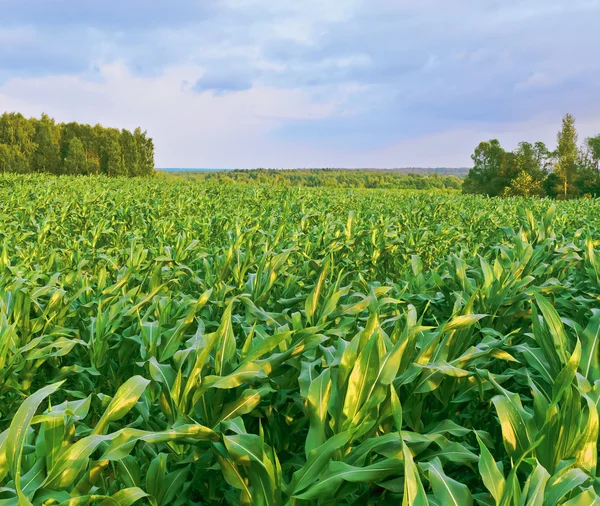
[1,174,600,505]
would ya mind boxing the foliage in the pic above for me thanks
[587,136,600,169]
[175,168,464,191]
[463,139,518,196]
[1,174,600,505]
[464,114,600,199]
[0,112,154,176]
[554,114,579,198]
[64,138,87,176]
[502,170,543,197]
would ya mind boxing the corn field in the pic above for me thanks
[1,174,600,505]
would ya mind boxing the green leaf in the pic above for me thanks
[288,431,351,495]
[146,453,168,504]
[98,487,148,506]
[491,392,535,462]
[402,443,429,506]
[551,339,581,404]
[521,461,550,506]
[159,289,212,361]
[476,434,505,504]
[533,293,569,365]
[423,457,473,506]
[99,425,218,461]
[341,332,380,430]
[293,458,404,500]
[306,369,332,456]
[217,386,273,424]
[6,381,63,503]
[93,376,150,435]
[390,385,403,432]
[444,314,487,332]
[561,487,600,506]
[580,311,600,381]
[201,362,265,390]
[44,434,113,489]
[543,467,590,506]
[158,465,191,506]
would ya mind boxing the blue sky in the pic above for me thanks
[1,0,599,168]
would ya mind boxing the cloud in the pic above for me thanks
[0,63,338,167]
[193,71,254,94]
[1,0,599,166]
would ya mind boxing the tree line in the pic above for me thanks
[174,168,463,190]
[464,114,600,198]
[0,112,154,176]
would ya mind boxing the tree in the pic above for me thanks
[533,142,553,173]
[101,129,127,177]
[0,144,12,174]
[120,129,139,176]
[0,112,154,177]
[555,113,578,198]
[60,122,80,161]
[586,135,600,170]
[0,113,36,172]
[134,128,155,176]
[503,170,543,197]
[78,124,101,174]
[572,134,600,197]
[513,141,548,182]
[32,113,61,174]
[464,115,600,199]
[463,139,515,196]
[64,137,86,175]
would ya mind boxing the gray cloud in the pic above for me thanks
[1,0,599,163]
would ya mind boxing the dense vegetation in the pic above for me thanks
[0,113,154,176]
[172,168,463,190]
[1,174,600,505]
[464,114,600,198]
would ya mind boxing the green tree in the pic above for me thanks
[572,135,600,197]
[78,124,101,174]
[101,129,126,177]
[0,112,36,172]
[0,113,154,177]
[585,135,600,170]
[64,137,86,175]
[555,113,578,198]
[60,122,83,169]
[32,113,61,174]
[134,128,155,176]
[120,129,139,176]
[463,139,515,196]
[0,144,12,174]
[513,141,551,183]
[503,170,543,197]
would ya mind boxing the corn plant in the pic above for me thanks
[1,174,599,505]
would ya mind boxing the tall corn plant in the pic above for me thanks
[1,174,600,505]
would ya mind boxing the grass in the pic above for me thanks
[0,173,599,505]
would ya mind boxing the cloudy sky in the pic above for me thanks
[1,0,599,168]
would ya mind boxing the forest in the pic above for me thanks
[464,114,600,198]
[0,112,155,176]
[179,168,464,190]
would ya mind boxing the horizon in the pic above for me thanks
[2,1,599,167]
[155,166,470,171]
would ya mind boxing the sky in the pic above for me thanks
[1,0,599,168]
